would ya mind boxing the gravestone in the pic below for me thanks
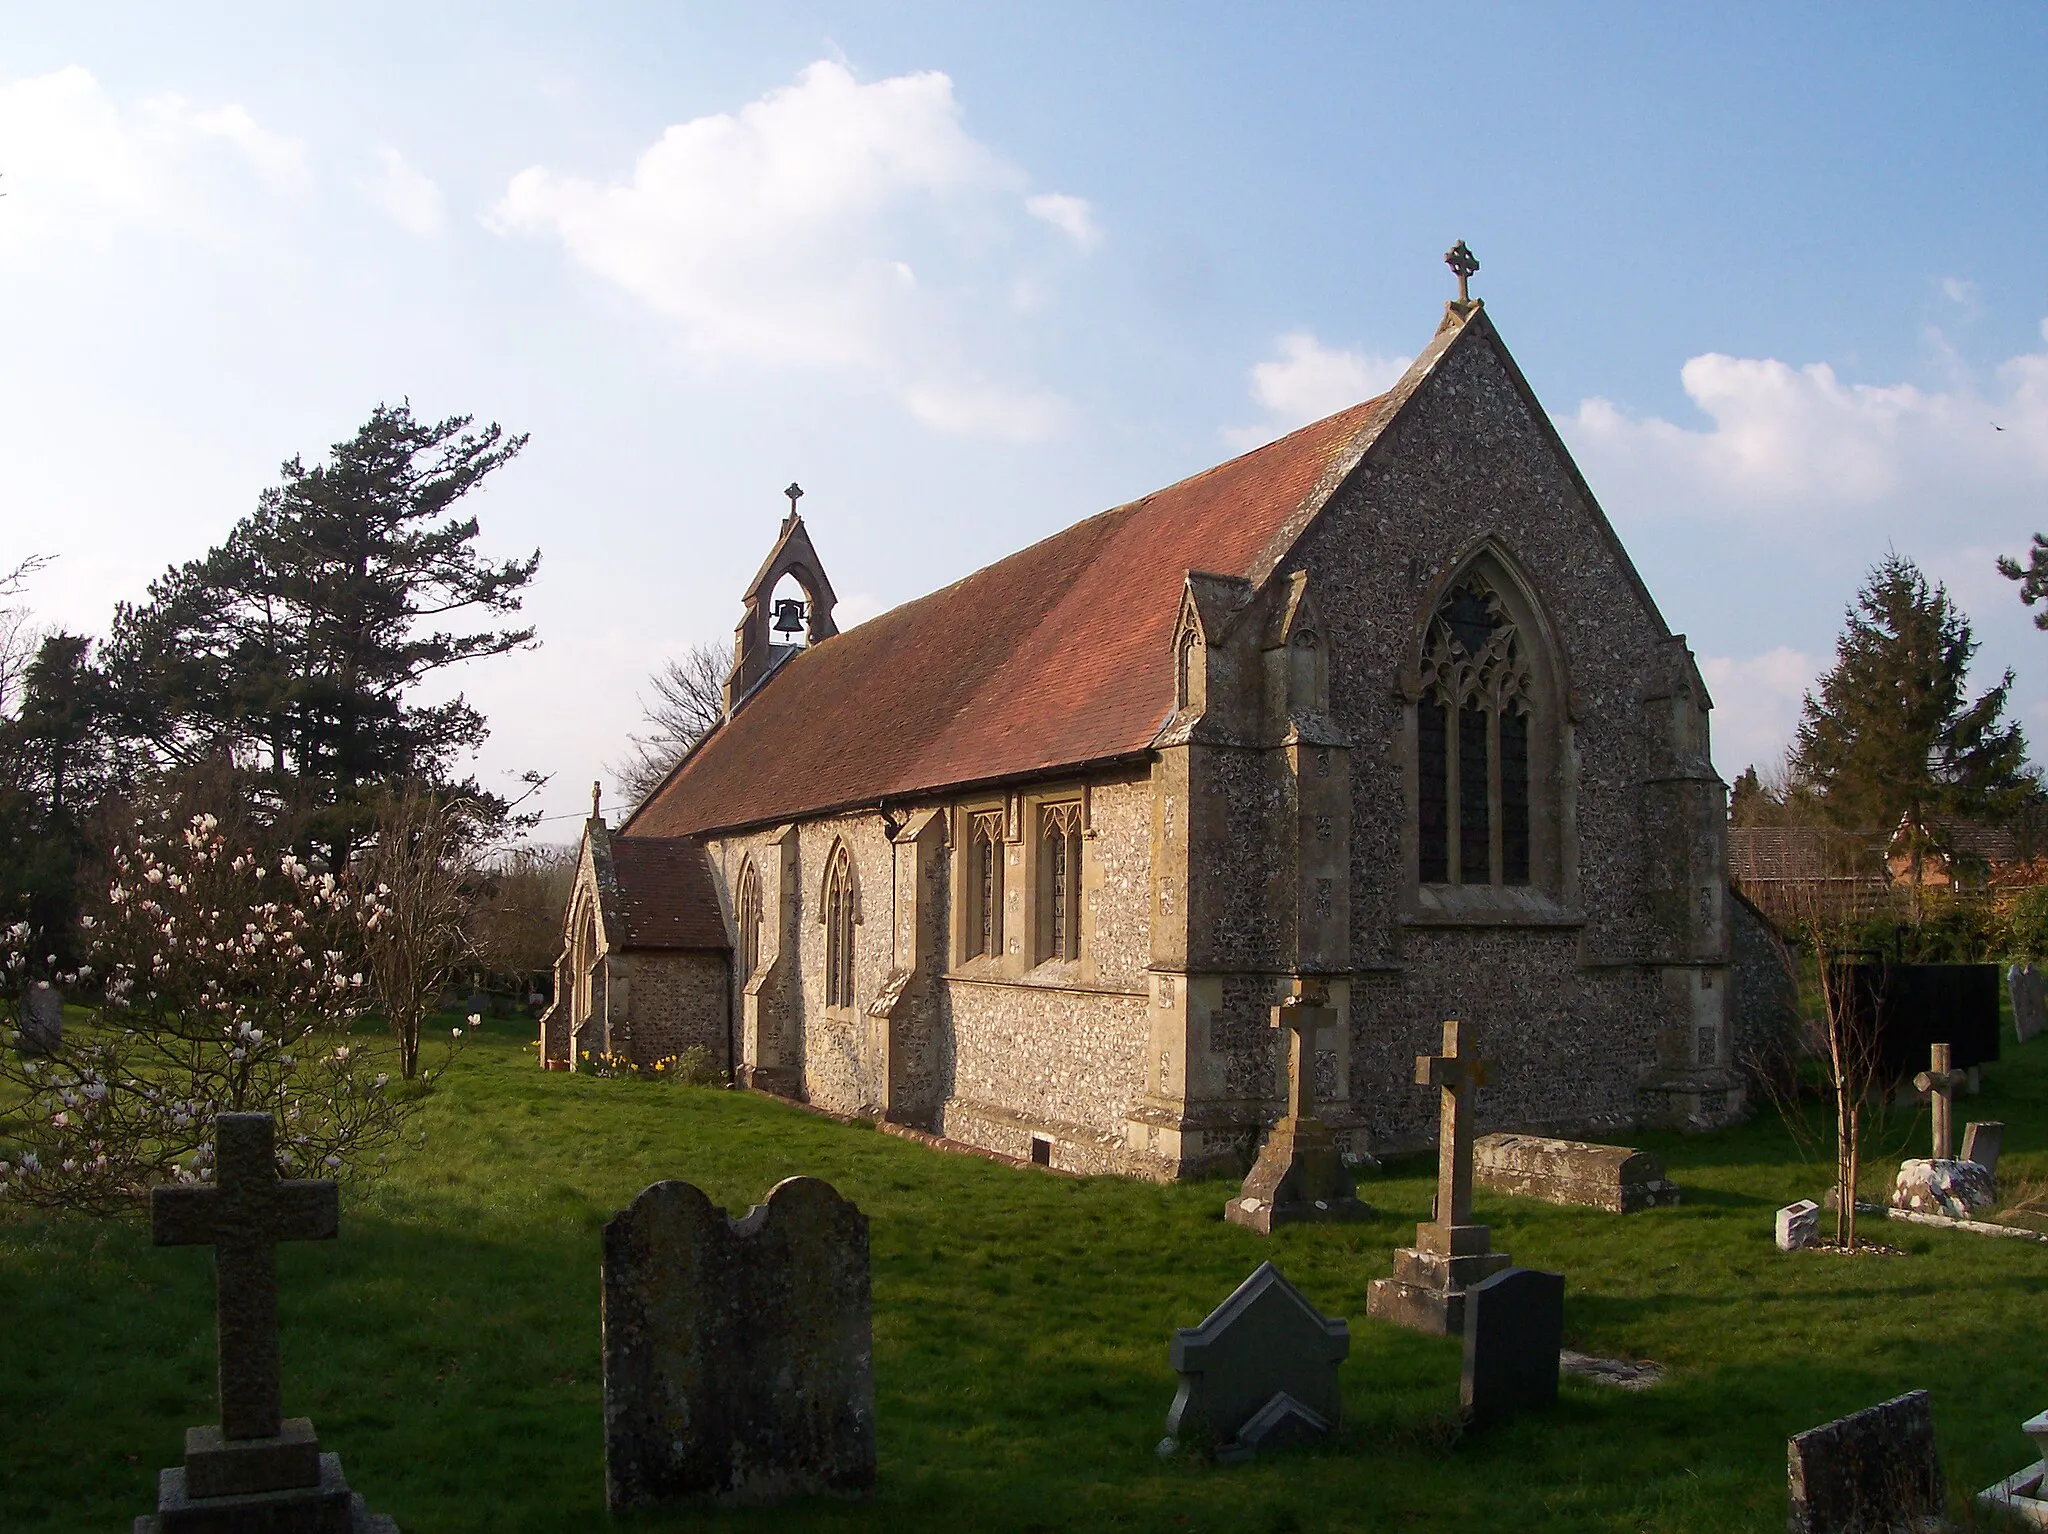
[1159,1262,1348,1461]
[1962,1120,2004,1175]
[1227,980,1372,1234]
[1473,1132,1680,1213]
[1787,1389,1944,1534]
[1777,1200,1821,1252]
[603,1176,874,1511]
[1976,1409,2048,1528]
[18,980,61,1055]
[138,1113,399,1533]
[1915,1044,1968,1162]
[2012,963,2046,1045]
[1461,1266,1564,1426]
[1894,1042,1995,1219]
[1367,1020,1510,1336]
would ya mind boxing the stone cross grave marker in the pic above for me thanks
[1915,1042,1968,1161]
[2011,963,2046,1045]
[1787,1389,1944,1534]
[18,980,61,1055]
[1226,979,1371,1234]
[141,1112,397,1532]
[1461,1266,1565,1427]
[1963,1120,2004,1176]
[1367,1020,1511,1335]
[1159,1262,1349,1463]
[603,1176,874,1511]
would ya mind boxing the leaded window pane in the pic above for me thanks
[1501,706,1531,886]
[1418,699,1448,883]
[1458,703,1490,881]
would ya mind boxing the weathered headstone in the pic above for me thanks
[17,980,61,1055]
[1159,1262,1348,1461]
[1473,1132,1680,1213]
[603,1176,874,1511]
[1962,1120,2004,1176]
[1976,1408,2048,1528]
[1460,1266,1564,1426]
[1368,1020,1509,1336]
[138,1113,398,1533]
[1787,1389,1944,1534]
[1776,1199,1822,1252]
[2012,963,2046,1045]
[1227,980,1372,1234]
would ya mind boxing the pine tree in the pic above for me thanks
[1792,553,2031,920]
[106,404,537,867]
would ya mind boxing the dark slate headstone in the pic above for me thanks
[1161,1262,1348,1459]
[2011,963,2045,1045]
[602,1176,874,1511]
[1460,1266,1564,1426]
[1962,1120,2004,1176]
[1788,1389,1945,1534]
[18,981,61,1056]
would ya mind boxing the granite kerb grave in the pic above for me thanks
[1978,1408,2048,1528]
[602,1174,875,1511]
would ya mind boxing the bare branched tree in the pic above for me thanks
[357,784,484,1079]
[466,842,576,991]
[610,642,727,808]
[0,554,53,719]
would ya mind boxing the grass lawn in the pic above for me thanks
[5,1011,2047,1534]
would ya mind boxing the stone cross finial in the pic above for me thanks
[1418,1019,1491,1232]
[1913,1042,1969,1161]
[151,1114,339,1440]
[785,482,804,518]
[591,780,602,821]
[1444,240,1479,304]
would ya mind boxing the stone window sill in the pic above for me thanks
[1403,885,1585,928]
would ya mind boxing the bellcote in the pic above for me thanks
[724,489,840,713]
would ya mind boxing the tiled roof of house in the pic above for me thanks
[1727,826,1886,885]
[628,393,1399,839]
[604,835,727,950]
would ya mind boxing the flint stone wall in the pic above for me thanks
[602,1176,874,1511]
[617,952,730,1072]
[1474,1132,1679,1213]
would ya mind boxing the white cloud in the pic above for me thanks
[493,59,1078,434]
[1942,276,1977,307]
[1026,192,1100,250]
[358,146,445,236]
[903,378,1068,442]
[0,66,304,249]
[1699,646,1819,779]
[1223,331,1412,449]
[1566,326,2048,517]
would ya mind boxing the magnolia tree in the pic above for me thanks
[0,812,462,1215]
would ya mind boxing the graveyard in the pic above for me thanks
[3,1002,2047,1533]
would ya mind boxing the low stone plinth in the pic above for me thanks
[134,1448,399,1533]
[1893,1158,1995,1220]
[1367,1226,1511,1337]
[1474,1133,1679,1213]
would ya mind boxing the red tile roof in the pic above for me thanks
[628,394,1397,840]
[605,836,728,949]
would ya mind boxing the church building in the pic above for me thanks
[540,270,1748,1178]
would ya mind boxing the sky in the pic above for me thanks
[2,4,2045,837]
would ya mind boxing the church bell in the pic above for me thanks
[771,596,808,636]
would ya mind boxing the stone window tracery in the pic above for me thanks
[966,811,1005,961]
[823,844,856,1009]
[1038,802,1083,963]
[1417,576,1534,887]
[736,861,762,984]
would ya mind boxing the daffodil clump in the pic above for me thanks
[0,813,436,1215]
[577,1045,718,1085]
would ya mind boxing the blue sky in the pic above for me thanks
[3,5,2045,832]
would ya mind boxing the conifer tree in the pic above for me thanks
[107,404,538,868]
[1792,553,2030,920]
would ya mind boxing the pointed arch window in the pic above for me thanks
[1038,802,1083,963]
[736,861,763,984]
[966,811,1005,960]
[823,844,856,1009]
[1417,576,1534,887]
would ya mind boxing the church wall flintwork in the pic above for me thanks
[563,297,1747,1180]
